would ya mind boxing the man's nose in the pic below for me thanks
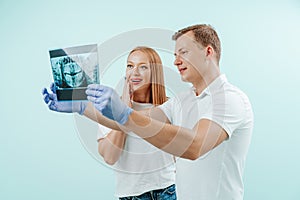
[174,55,183,66]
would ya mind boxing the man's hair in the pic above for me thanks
[127,46,167,105]
[172,24,221,63]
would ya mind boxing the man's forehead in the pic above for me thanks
[176,31,195,42]
[175,32,198,50]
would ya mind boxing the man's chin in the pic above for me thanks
[181,76,188,82]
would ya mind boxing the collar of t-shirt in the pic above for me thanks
[192,74,228,99]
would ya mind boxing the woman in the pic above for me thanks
[97,46,176,200]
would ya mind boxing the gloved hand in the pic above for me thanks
[86,84,133,125]
[42,83,87,115]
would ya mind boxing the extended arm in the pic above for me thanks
[83,102,227,160]
[85,84,228,160]
[43,83,227,160]
[124,111,228,160]
[43,83,228,160]
[83,102,122,131]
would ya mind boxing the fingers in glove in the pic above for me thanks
[48,92,58,101]
[50,83,56,93]
[86,88,102,98]
[87,84,105,91]
[42,88,50,104]
[95,100,110,111]
[86,94,108,104]
[48,100,57,111]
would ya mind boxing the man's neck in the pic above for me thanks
[192,70,220,96]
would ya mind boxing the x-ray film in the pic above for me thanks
[49,44,99,101]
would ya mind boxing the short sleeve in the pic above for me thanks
[97,124,112,141]
[201,90,248,138]
[158,97,176,124]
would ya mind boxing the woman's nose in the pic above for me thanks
[132,66,140,75]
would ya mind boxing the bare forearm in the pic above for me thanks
[83,103,226,160]
[83,102,122,131]
[125,111,228,160]
[98,130,126,165]
[125,111,198,159]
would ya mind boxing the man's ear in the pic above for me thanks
[206,46,214,58]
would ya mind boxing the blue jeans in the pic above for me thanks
[119,184,176,200]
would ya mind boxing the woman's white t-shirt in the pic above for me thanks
[97,101,176,198]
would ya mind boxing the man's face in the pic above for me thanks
[174,31,207,83]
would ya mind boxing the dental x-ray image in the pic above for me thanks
[49,44,99,100]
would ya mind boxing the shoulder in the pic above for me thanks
[224,83,251,108]
[221,83,253,121]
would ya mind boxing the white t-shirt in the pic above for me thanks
[159,74,253,200]
[97,101,176,198]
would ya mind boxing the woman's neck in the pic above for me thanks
[132,91,151,103]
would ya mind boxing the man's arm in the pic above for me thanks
[83,102,170,131]
[84,104,227,160]
[83,102,122,131]
[124,110,228,160]
[84,85,228,160]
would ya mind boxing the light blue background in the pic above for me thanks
[1,0,300,199]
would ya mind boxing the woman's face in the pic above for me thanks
[126,50,151,94]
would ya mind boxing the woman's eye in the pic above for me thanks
[127,65,133,69]
[140,65,148,69]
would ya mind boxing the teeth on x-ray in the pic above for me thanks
[60,56,85,88]
[49,44,99,100]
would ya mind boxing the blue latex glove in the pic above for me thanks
[42,83,87,115]
[86,84,133,125]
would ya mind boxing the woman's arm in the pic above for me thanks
[98,130,126,165]
[96,81,131,165]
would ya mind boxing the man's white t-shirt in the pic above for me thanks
[159,74,253,200]
[98,101,176,198]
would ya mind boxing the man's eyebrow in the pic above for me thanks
[174,48,184,56]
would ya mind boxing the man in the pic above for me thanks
[43,24,253,199]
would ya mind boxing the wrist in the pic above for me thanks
[78,101,88,115]
[118,107,133,125]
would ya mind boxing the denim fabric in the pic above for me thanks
[119,184,176,200]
